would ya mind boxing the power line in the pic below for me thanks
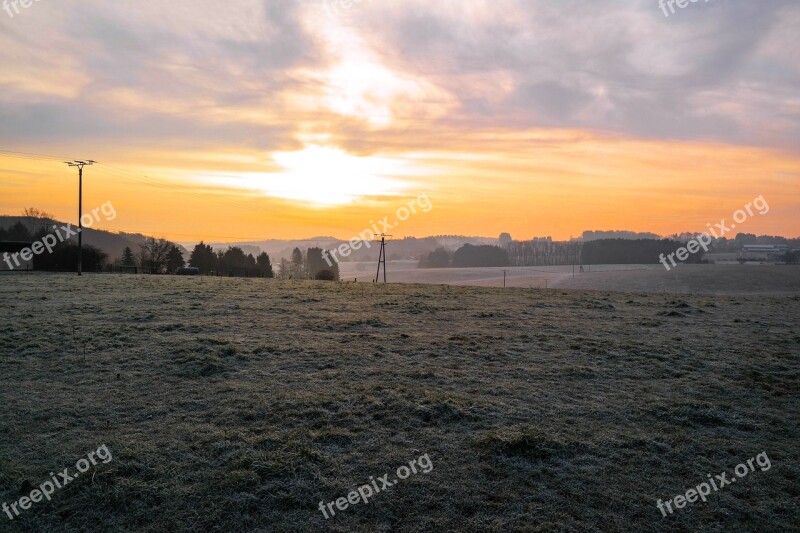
[91,163,359,235]
[0,149,71,161]
[0,148,370,239]
[0,149,286,218]
[93,163,280,219]
[94,224,295,242]
[0,149,353,231]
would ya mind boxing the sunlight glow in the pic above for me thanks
[204,145,417,206]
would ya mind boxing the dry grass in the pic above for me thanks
[0,273,798,532]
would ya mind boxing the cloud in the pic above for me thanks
[0,0,797,154]
[0,0,319,149]
[353,0,800,148]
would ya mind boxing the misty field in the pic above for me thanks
[1,274,798,532]
[340,262,800,295]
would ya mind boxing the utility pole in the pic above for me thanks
[502,269,508,288]
[374,233,391,283]
[64,160,95,276]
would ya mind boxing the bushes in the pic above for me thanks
[315,269,336,281]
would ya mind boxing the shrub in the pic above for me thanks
[315,269,336,281]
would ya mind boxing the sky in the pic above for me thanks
[0,0,798,243]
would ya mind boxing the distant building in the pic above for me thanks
[0,241,34,271]
[499,233,513,246]
[581,230,661,241]
[739,244,789,263]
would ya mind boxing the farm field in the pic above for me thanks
[0,274,798,532]
[340,262,800,295]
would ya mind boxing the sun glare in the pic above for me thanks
[251,145,413,206]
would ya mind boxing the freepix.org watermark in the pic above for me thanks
[322,193,433,267]
[656,451,771,517]
[3,444,113,521]
[2,201,117,270]
[318,453,433,520]
[659,0,712,18]
[659,195,769,271]
[2,0,44,19]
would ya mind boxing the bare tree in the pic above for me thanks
[22,207,55,220]
[21,207,55,234]
[139,237,173,273]
[277,258,290,279]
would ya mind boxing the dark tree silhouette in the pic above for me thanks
[221,247,252,276]
[32,242,107,272]
[290,247,305,279]
[419,247,451,268]
[165,245,185,273]
[140,238,173,273]
[580,239,704,265]
[256,252,274,278]
[189,242,216,274]
[0,220,106,271]
[1,221,33,241]
[452,244,510,268]
[121,247,136,267]
[306,248,326,278]
[505,240,581,267]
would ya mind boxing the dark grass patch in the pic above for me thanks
[476,428,582,461]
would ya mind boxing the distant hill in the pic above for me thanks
[0,216,186,261]
[201,235,502,262]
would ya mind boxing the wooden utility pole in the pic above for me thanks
[64,160,95,276]
[374,233,391,283]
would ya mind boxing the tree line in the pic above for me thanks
[418,238,713,268]
[119,238,185,274]
[0,218,107,272]
[579,239,705,265]
[419,244,511,268]
[185,243,339,280]
[1,209,341,278]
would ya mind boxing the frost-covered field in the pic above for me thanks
[340,262,800,294]
[0,274,798,531]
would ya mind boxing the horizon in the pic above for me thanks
[2,210,798,248]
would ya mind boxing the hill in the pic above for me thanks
[0,216,185,262]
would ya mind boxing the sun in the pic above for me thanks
[253,145,414,206]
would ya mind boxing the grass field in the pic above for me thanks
[1,274,798,531]
[339,263,800,295]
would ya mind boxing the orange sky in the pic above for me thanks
[0,1,798,243]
